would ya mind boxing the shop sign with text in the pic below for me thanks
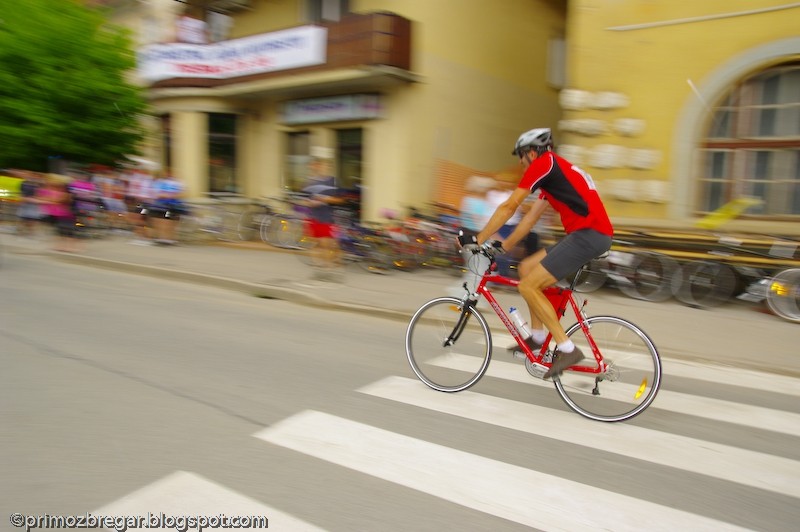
[138,26,327,82]
[282,94,382,124]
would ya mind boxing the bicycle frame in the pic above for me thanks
[466,262,609,376]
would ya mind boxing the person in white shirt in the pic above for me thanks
[485,178,524,276]
[124,168,154,244]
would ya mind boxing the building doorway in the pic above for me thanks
[336,127,362,200]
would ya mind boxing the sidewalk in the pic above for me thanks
[4,230,799,377]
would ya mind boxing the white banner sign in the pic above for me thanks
[282,94,383,124]
[138,26,327,83]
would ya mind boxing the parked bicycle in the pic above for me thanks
[405,242,662,422]
[297,205,395,274]
[402,203,464,275]
[177,194,242,244]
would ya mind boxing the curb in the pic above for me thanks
[48,250,412,323]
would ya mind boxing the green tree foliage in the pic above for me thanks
[0,0,147,171]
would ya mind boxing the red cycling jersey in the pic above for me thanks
[518,152,614,236]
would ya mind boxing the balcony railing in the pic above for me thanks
[148,12,412,89]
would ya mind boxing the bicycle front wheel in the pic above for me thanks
[555,316,661,422]
[405,297,492,392]
[766,268,800,323]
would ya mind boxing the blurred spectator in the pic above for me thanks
[68,171,101,237]
[16,171,45,236]
[38,174,80,252]
[486,177,523,277]
[125,167,155,245]
[150,170,186,245]
[93,166,128,232]
[460,175,495,232]
[302,157,343,279]
[453,175,496,300]
[486,178,523,239]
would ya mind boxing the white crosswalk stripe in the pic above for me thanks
[427,352,800,436]
[255,410,749,531]
[357,376,800,497]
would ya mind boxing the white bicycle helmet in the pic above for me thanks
[512,128,553,156]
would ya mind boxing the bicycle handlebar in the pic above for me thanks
[462,241,504,261]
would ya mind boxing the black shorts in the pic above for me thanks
[541,229,612,282]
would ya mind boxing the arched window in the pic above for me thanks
[699,62,800,218]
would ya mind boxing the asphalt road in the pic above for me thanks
[2,253,799,531]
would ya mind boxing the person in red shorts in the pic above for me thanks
[458,128,614,379]
[302,157,344,279]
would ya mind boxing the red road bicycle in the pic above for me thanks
[405,243,662,422]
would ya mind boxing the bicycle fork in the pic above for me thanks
[442,298,477,347]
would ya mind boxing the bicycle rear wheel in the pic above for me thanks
[406,297,492,392]
[354,236,395,274]
[766,268,800,323]
[238,206,271,241]
[672,260,739,308]
[264,216,306,249]
[617,252,678,302]
[555,316,661,422]
[573,257,609,293]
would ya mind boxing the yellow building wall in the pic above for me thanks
[563,0,800,231]
[211,0,568,221]
[350,0,567,219]
[226,0,301,37]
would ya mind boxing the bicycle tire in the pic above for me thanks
[617,252,678,302]
[672,260,738,308]
[176,213,202,243]
[354,237,394,274]
[554,316,661,422]
[217,210,241,242]
[765,268,800,323]
[296,238,334,268]
[389,230,429,270]
[264,216,306,249]
[238,207,270,241]
[573,257,609,293]
[406,297,492,392]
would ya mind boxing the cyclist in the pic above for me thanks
[458,128,613,379]
[302,157,344,279]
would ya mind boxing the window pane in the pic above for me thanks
[284,132,310,191]
[708,151,728,178]
[699,63,800,219]
[761,74,780,104]
[759,108,776,136]
[208,113,237,194]
[793,151,800,215]
[702,180,725,212]
[710,109,733,138]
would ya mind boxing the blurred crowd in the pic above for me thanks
[1,165,187,252]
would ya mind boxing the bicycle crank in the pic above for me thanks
[524,357,549,379]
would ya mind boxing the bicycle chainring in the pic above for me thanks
[524,357,548,379]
